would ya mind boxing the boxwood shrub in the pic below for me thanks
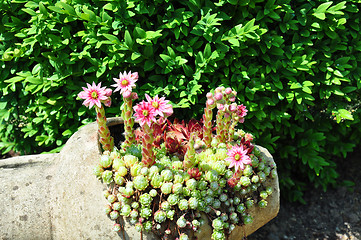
[1,0,360,202]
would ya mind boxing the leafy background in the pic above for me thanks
[1,0,360,202]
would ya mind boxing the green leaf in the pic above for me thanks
[303,81,314,87]
[21,8,36,16]
[227,0,238,5]
[101,11,112,22]
[135,27,146,38]
[103,3,116,11]
[47,99,56,105]
[265,0,276,10]
[146,30,162,40]
[290,82,302,89]
[342,86,357,93]
[228,39,239,47]
[82,8,96,21]
[4,76,24,83]
[39,2,47,15]
[204,43,211,59]
[314,2,333,13]
[144,60,155,71]
[96,65,107,78]
[0,102,7,110]
[243,18,255,32]
[313,13,326,20]
[334,70,343,77]
[160,54,171,62]
[124,30,133,48]
[62,129,73,136]
[131,52,142,60]
[338,109,354,121]
[58,2,76,15]
[48,6,64,14]
[26,77,43,85]
[328,1,346,14]
[302,86,312,94]
[32,64,41,75]
[167,46,176,58]
[102,34,121,45]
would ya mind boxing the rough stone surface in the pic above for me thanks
[0,118,279,239]
[0,154,56,240]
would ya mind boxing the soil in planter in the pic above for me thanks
[109,123,126,148]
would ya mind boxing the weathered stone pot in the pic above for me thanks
[0,117,279,239]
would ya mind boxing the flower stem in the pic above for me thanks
[141,123,155,167]
[123,96,135,149]
[228,115,238,141]
[183,133,196,169]
[95,106,114,151]
[223,112,232,142]
[202,102,214,147]
[216,110,225,144]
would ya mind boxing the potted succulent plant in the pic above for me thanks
[78,71,279,240]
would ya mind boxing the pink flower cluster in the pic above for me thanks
[78,71,173,128]
[78,82,112,109]
[206,86,246,118]
[134,94,173,127]
[112,71,138,97]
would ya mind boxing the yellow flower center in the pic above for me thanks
[142,110,149,117]
[234,153,240,161]
[121,79,128,86]
[152,101,159,109]
[91,91,98,99]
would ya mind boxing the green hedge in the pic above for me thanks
[1,0,360,202]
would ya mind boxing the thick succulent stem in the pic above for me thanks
[183,133,196,169]
[123,96,135,148]
[95,106,114,151]
[223,112,232,142]
[228,115,238,141]
[141,123,155,167]
[202,102,214,147]
[216,110,225,144]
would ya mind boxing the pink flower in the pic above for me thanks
[206,92,213,99]
[162,105,173,117]
[244,133,254,142]
[229,103,237,112]
[130,72,139,80]
[225,145,252,172]
[145,94,173,117]
[217,103,224,110]
[225,87,232,95]
[237,104,248,118]
[123,90,132,99]
[78,82,108,109]
[206,98,215,106]
[105,88,112,97]
[214,92,223,101]
[104,99,112,107]
[112,71,138,96]
[133,101,157,127]
[131,92,139,100]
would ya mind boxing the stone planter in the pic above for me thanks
[0,117,279,240]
